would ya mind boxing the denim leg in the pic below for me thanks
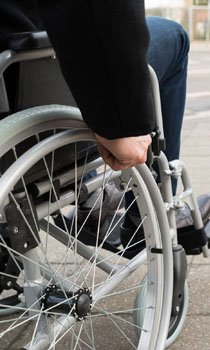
[125,17,189,212]
[147,16,190,164]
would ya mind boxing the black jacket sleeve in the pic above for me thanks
[0,0,155,139]
[35,0,155,139]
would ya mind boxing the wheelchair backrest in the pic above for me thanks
[1,31,77,115]
[0,31,97,190]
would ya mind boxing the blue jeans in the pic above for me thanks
[147,16,189,194]
[125,16,189,212]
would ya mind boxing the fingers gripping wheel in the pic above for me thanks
[0,106,173,349]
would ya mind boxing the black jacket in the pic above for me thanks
[0,0,155,139]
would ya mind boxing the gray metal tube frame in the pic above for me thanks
[0,48,55,77]
[0,47,54,115]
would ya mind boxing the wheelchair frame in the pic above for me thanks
[0,32,208,350]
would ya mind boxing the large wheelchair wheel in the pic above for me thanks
[0,105,173,350]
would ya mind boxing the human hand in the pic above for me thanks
[94,133,152,171]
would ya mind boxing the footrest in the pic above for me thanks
[177,225,208,255]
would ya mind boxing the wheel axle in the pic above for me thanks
[42,285,92,319]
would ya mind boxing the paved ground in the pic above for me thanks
[168,41,210,350]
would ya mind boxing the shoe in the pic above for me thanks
[62,182,124,247]
[120,212,145,258]
[175,193,210,254]
[120,193,210,257]
[175,193,210,229]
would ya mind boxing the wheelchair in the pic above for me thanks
[0,31,208,350]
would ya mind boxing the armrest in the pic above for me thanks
[6,31,52,51]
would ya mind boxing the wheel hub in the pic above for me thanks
[75,288,92,319]
[42,285,92,320]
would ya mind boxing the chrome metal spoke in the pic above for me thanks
[47,307,77,349]
[12,146,39,234]
[29,304,44,350]
[0,293,45,337]
[94,283,147,301]
[93,305,137,349]
[0,270,24,283]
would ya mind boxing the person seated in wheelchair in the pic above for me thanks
[1,0,210,255]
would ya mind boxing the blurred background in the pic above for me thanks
[145,0,210,42]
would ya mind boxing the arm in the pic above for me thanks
[35,0,155,140]
[35,0,154,169]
